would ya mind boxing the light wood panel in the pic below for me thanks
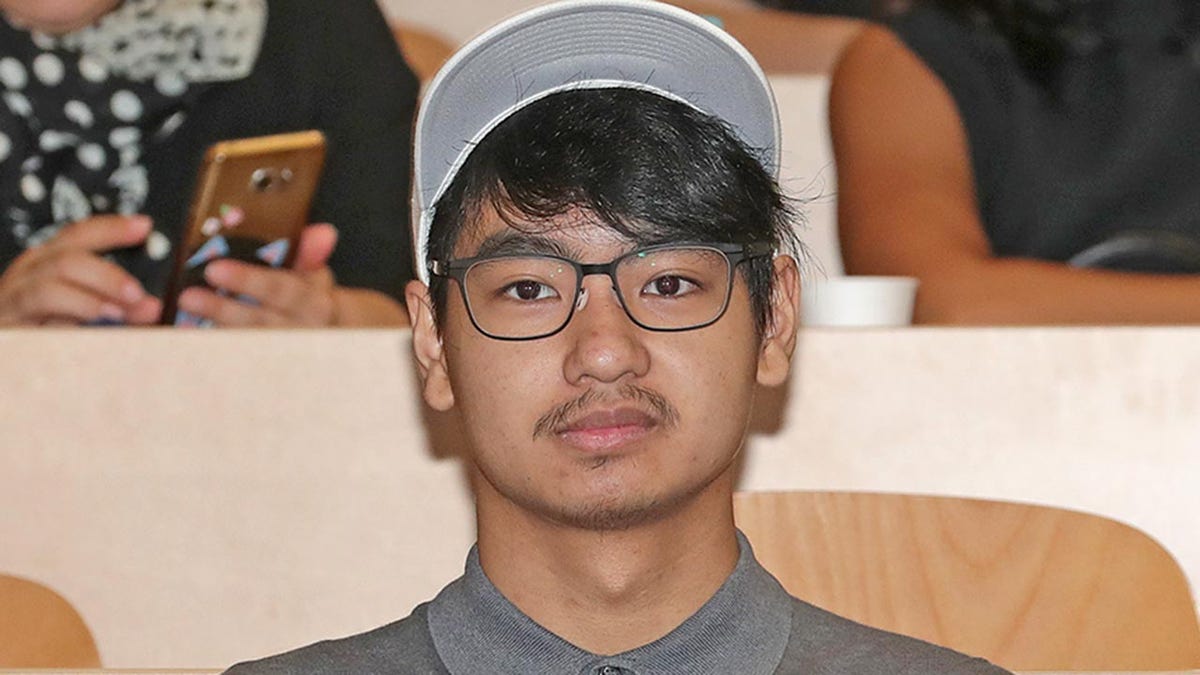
[0,576,100,668]
[735,491,1200,671]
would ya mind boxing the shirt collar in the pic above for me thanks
[427,531,793,675]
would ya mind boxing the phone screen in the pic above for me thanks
[164,131,326,326]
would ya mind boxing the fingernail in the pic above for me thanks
[122,281,144,304]
[177,289,200,311]
[129,215,153,231]
[204,262,228,286]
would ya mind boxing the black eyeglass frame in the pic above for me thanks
[428,241,775,341]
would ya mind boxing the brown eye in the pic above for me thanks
[503,279,557,301]
[654,276,682,296]
[515,280,543,300]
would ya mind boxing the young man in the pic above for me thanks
[227,1,1009,672]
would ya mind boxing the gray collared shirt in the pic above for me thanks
[223,533,1011,674]
[427,532,792,675]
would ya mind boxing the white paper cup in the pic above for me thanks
[801,276,919,327]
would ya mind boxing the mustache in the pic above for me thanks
[532,385,681,438]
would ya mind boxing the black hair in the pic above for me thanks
[426,87,801,337]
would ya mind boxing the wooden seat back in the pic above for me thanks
[734,490,1200,670]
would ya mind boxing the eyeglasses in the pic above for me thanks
[429,242,773,340]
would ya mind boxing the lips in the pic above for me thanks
[556,407,659,452]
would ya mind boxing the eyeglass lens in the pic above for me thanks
[462,246,733,339]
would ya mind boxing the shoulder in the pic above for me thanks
[222,603,446,675]
[829,12,1009,165]
[835,8,1004,95]
[829,21,958,143]
[778,598,1011,674]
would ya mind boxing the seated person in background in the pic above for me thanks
[752,0,901,19]
[832,0,1200,324]
[667,0,866,73]
[0,0,417,327]
[225,2,1009,672]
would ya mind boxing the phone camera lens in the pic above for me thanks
[251,168,274,192]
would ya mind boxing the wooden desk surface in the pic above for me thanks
[1,327,1197,668]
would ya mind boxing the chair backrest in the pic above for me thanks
[0,574,100,667]
[392,22,455,83]
[733,490,1200,671]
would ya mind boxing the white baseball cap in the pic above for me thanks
[411,0,779,282]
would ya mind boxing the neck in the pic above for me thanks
[474,473,740,655]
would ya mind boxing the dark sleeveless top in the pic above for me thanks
[889,1,1200,272]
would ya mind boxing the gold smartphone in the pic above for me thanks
[162,130,327,326]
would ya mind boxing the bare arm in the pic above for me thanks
[830,25,1200,324]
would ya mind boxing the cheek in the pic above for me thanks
[650,327,761,431]
[443,319,560,441]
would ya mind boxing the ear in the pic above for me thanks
[406,280,455,411]
[757,255,801,387]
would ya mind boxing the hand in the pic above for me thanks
[176,223,340,327]
[0,215,162,326]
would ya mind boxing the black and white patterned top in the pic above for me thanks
[0,0,265,262]
[0,0,418,301]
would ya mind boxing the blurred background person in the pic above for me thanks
[753,0,913,19]
[0,0,418,327]
[670,0,869,73]
[831,0,1200,324]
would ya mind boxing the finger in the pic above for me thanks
[293,223,338,273]
[204,260,334,324]
[46,249,148,306]
[124,295,163,325]
[16,278,128,325]
[51,214,153,252]
[176,286,288,327]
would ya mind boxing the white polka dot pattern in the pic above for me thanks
[20,174,45,202]
[145,230,171,260]
[78,55,108,83]
[4,91,32,117]
[0,57,27,89]
[32,53,64,86]
[64,100,94,128]
[1,0,266,257]
[110,90,143,122]
[77,143,106,170]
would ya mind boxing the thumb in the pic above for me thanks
[294,223,338,273]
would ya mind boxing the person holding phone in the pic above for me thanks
[830,0,1200,324]
[0,0,418,327]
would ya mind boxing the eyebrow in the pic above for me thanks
[472,231,575,259]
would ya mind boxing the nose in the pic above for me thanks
[562,274,651,385]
